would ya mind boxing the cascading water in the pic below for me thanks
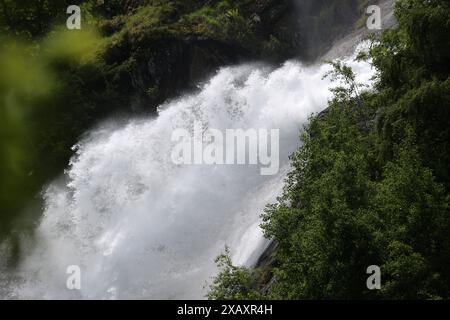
[1,47,374,299]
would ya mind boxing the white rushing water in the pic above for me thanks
[2,48,374,299]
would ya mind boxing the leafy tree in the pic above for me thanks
[372,134,450,299]
[207,248,262,300]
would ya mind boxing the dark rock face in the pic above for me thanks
[243,0,302,60]
[102,0,297,113]
[102,0,365,114]
[294,0,363,60]
[128,39,244,111]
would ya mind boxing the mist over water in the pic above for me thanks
[1,50,374,299]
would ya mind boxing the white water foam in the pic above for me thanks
[3,50,374,299]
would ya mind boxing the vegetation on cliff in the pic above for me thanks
[209,0,450,300]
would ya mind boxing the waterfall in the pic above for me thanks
[2,47,374,300]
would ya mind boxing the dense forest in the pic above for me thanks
[208,0,450,300]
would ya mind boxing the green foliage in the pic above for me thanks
[0,27,113,240]
[0,0,67,38]
[262,97,378,299]
[209,0,450,300]
[104,0,264,54]
[207,248,262,300]
[371,0,450,187]
[323,60,367,102]
[372,135,450,299]
[0,40,54,237]
[0,1,112,39]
